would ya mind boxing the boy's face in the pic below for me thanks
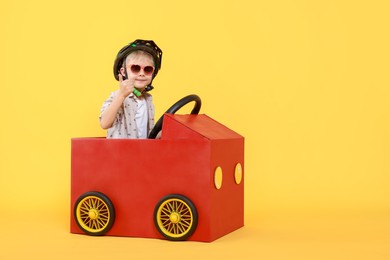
[121,55,155,90]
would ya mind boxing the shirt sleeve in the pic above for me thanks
[99,91,117,121]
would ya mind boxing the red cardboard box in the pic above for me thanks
[71,114,244,242]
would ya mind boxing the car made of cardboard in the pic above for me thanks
[70,95,244,242]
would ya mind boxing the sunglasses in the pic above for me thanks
[128,64,155,76]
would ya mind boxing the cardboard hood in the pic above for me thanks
[162,114,244,140]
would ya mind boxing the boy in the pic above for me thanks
[100,40,162,138]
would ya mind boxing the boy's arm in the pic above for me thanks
[100,74,134,129]
[99,94,126,129]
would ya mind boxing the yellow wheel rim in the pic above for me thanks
[76,195,111,234]
[156,198,194,238]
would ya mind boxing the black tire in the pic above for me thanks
[74,191,115,236]
[154,194,198,241]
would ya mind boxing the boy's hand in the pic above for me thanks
[118,74,135,98]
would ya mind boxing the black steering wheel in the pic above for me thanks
[148,94,202,139]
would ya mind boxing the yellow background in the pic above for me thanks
[1,0,389,259]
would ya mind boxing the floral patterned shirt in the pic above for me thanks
[100,91,155,138]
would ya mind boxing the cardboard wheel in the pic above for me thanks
[154,194,198,241]
[74,191,115,236]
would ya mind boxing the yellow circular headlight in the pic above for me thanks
[214,166,223,189]
[235,163,243,184]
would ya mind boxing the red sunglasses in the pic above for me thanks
[128,64,155,76]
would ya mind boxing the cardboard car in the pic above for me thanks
[70,95,244,242]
